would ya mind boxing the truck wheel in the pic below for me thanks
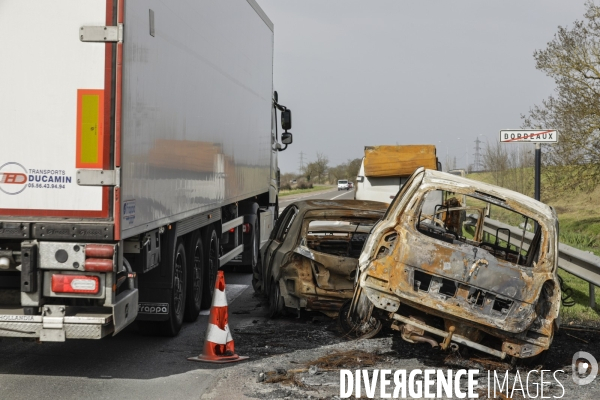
[251,216,263,294]
[201,226,219,308]
[159,240,187,336]
[184,231,204,322]
[251,217,260,269]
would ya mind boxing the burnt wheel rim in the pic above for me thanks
[269,281,280,316]
[192,243,202,304]
[174,249,184,315]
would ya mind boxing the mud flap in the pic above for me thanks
[112,287,139,335]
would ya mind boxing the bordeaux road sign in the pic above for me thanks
[500,129,558,143]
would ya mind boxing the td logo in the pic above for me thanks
[0,162,28,195]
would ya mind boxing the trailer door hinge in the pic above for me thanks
[80,24,123,43]
[77,168,120,187]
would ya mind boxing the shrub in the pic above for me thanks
[297,181,313,189]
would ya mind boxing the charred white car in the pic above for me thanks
[344,168,561,361]
[255,200,388,318]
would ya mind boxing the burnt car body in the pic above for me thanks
[257,200,388,318]
[344,168,561,360]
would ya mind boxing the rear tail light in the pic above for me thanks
[51,274,99,294]
[242,223,250,233]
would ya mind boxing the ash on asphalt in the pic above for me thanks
[232,294,346,359]
[208,283,600,399]
[235,293,600,375]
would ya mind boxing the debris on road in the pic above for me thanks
[306,349,381,369]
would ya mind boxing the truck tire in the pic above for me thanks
[250,213,260,270]
[159,240,187,336]
[184,231,204,322]
[251,215,263,293]
[201,226,219,308]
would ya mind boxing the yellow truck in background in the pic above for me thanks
[354,145,439,203]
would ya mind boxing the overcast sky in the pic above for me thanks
[255,0,588,174]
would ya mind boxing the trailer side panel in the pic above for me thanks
[120,1,274,238]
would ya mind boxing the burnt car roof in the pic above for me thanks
[287,199,388,213]
[422,169,555,220]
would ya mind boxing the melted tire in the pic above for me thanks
[338,300,382,339]
[268,279,284,318]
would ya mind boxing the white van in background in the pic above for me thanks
[337,179,349,190]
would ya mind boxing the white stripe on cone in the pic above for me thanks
[204,322,233,345]
[212,287,228,308]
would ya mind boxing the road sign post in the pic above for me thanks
[499,130,558,202]
[534,143,541,200]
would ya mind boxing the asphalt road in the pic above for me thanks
[0,187,349,400]
[1,187,599,399]
[278,186,355,210]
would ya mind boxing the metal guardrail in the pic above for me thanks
[483,219,600,308]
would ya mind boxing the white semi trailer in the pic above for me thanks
[0,0,293,340]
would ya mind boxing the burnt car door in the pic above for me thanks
[262,205,299,291]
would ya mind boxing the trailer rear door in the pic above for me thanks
[0,0,114,219]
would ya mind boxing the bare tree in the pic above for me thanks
[314,152,329,184]
[522,0,600,192]
[482,140,509,187]
[346,158,362,180]
[304,161,317,182]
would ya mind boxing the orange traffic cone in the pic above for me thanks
[188,271,249,363]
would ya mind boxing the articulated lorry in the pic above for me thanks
[0,0,292,340]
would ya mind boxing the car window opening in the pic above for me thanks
[416,189,543,268]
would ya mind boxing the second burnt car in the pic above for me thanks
[255,200,388,318]
[343,168,561,361]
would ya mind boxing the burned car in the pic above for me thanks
[256,200,388,318]
[343,168,561,361]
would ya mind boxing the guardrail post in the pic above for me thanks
[590,284,596,309]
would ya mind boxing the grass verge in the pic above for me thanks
[558,270,600,327]
[279,185,331,197]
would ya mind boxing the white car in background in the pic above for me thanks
[337,179,349,190]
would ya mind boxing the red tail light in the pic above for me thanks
[51,275,99,294]
[242,223,250,233]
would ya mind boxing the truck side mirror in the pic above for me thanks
[281,109,292,130]
[281,132,293,145]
